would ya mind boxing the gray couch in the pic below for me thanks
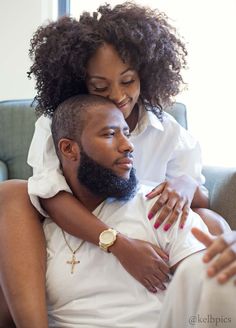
[0,99,236,229]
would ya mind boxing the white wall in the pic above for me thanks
[0,0,55,100]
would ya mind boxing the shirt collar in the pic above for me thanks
[131,103,164,136]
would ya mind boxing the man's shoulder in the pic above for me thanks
[103,183,157,212]
[136,183,154,196]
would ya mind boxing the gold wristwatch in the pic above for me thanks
[99,228,118,252]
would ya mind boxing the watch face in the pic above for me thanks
[101,230,114,244]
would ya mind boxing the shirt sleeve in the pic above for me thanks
[166,120,206,187]
[27,115,71,216]
[155,209,209,267]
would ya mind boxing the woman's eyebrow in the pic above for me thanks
[87,75,106,80]
[87,68,135,80]
[120,68,135,75]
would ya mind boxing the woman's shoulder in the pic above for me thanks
[162,111,193,138]
[35,114,52,128]
[162,110,182,129]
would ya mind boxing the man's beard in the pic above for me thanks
[77,151,138,201]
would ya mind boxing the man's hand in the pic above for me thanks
[192,227,236,284]
[146,175,198,231]
[110,234,170,293]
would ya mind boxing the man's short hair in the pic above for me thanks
[51,94,114,154]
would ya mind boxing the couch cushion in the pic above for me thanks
[203,166,236,229]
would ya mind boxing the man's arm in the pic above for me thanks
[41,191,170,293]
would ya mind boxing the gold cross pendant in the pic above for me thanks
[66,253,80,274]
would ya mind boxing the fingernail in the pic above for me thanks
[180,224,184,229]
[164,223,171,231]
[163,255,169,261]
[148,212,154,220]
[218,273,227,283]
[207,267,216,277]
[154,221,161,229]
[203,254,210,262]
[145,188,155,197]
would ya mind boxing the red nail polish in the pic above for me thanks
[180,224,184,229]
[164,223,171,231]
[148,212,154,220]
[154,221,161,229]
[163,254,169,261]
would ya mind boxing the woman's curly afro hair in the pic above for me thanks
[28,1,187,117]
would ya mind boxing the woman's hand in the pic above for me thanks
[110,234,170,293]
[146,175,198,231]
[192,227,236,284]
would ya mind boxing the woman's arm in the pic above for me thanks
[41,192,170,293]
[191,186,209,208]
[146,175,199,229]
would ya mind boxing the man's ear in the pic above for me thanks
[58,138,80,161]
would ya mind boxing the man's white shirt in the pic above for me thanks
[44,185,208,328]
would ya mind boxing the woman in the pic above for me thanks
[0,2,232,327]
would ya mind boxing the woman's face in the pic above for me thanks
[86,43,140,120]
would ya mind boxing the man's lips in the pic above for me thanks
[115,157,133,169]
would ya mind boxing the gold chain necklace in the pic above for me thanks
[61,229,85,274]
[61,201,106,274]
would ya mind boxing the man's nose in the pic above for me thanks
[119,136,134,154]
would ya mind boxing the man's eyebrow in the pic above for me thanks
[87,68,135,80]
[99,125,129,132]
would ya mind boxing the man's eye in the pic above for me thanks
[124,131,131,138]
[103,131,115,137]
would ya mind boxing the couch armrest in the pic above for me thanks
[203,166,236,229]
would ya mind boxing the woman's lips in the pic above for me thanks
[117,99,130,110]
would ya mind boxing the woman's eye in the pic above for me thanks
[122,79,135,85]
[93,85,108,92]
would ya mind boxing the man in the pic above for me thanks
[1,94,235,327]
[40,94,233,327]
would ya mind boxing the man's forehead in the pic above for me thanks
[85,104,128,130]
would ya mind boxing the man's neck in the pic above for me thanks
[71,181,105,212]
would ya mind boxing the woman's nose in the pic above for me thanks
[108,84,125,104]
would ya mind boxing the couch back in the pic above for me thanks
[0,99,187,181]
[0,100,36,180]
